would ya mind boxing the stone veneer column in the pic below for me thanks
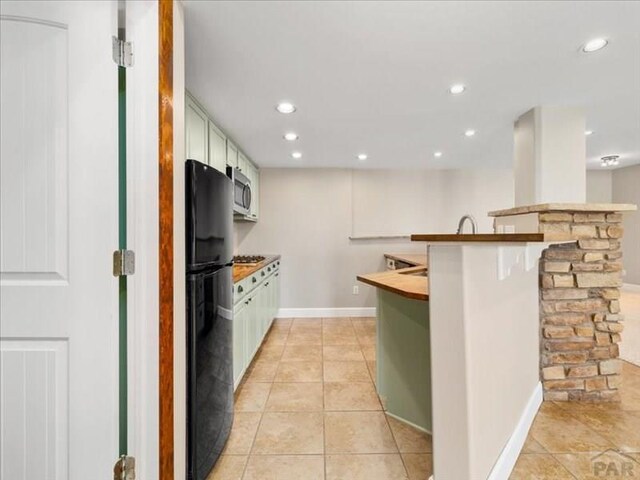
[539,211,625,402]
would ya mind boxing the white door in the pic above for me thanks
[1,1,120,478]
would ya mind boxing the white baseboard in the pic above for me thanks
[487,382,543,480]
[276,307,376,318]
[623,283,640,292]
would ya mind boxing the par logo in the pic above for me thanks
[592,449,639,477]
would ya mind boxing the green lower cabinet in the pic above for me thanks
[233,301,248,386]
[232,263,281,390]
[376,289,432,433]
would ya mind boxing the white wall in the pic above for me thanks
[235,168,514,309]
[586,170,612,203]
[612,165,640,285]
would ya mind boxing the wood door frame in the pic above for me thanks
[158,0,174,478]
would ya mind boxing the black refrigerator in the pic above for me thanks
[185,159,234,480]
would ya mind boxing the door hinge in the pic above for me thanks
[113,455,135,480]
[112,36,133,67]
[113,250,135,276]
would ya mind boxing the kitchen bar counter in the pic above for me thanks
[232,255,280,283]
[357,266,428,301]
[488,202,637,217]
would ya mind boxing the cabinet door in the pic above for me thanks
[226,140,238,169]
[208,121,227,173]
[185,94,208,163]
[233,302,247,387]
[238,152,248,174]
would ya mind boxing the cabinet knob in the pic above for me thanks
[252,277,257,283]
[238,285,244,293]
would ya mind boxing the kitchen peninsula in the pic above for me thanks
[359,233,548,480]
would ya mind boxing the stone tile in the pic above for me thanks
[252,412,324,454]
[530,403,614,453]
[325,411,397,454]
[206,455,247,480]
[509,454,575,480]
[274,361,323,382]
[323,317,354,326]
[324,382,382,411]
[521,434,548,454]
[235,383,272,412]
[356,331,377,346]
[387,415,432,453]
[290,318,323,331]
[281,344,322,362]
[564,406,640,452]
[323,345,365,362]
[555,451,640,480]
[402,453,433,480]
[222,412,261,455]
[368,361,377,384]
[243,455,324,480]
[266,382,324,412]
[253,343,284,362]
[262,330,288,346]
[286,330,323,345]
[361,344,377,362]
[323,326,359,345]
[323,361,372,382]
[326,454,408,480]
[244,360,278,383]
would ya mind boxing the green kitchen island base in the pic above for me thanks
[376,289,432,433]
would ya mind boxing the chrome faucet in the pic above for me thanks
[456,214,477,234]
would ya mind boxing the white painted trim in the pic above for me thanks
[276,307,376,318]
[487,382,543,480]
[623,283,640,293]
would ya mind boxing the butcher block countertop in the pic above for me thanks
[358,266,429,302]
[410,233,546,242]
[384,253,428,266]
[233,255,280,283]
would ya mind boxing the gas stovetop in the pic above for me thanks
[233,255,266,265]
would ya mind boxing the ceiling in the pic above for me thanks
[184,1,640,170]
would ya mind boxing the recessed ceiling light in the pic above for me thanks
[434,151,443,158]
[283,132,298,141]
[464,129,476,137]
[357,153,368,161]
[449,84,466,95]
[601,155,620,167]
[585,130,594,136]
[291,151,302,159]
[582,38,608,53]
[276,102,296,114]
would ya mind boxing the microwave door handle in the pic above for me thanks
[243,184,252,210]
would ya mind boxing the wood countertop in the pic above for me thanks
[488,203,637,217]
[357,266,429,301]
[410,233,546,242]
[384,253,428,266]
[233,255,280,283]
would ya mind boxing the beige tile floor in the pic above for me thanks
[512,361,640,479]
[207,317,433,480]
[208,316,640,479]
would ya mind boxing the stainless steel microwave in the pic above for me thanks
[227,166,251,215]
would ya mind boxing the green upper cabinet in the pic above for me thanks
[185,94,208,163]
[237,151,248,174]
[226,140,238,169]
[208,121,227,174]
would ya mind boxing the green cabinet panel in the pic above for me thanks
[208,121,227,173]
[185,94,208,163]
[233,300,248,385]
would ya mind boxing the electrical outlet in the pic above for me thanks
[352,285,359,295]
